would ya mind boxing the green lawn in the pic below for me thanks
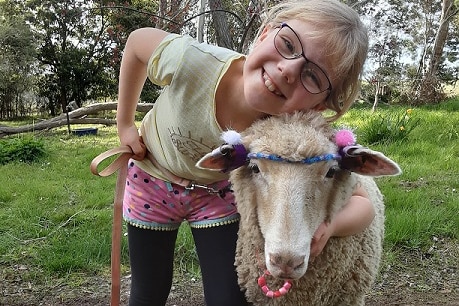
[0,98,458,283]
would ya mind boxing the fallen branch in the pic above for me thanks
[0,102,154,138]
[6,210,86,244]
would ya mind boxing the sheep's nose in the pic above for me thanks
[269,252,305,275]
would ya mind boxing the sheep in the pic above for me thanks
[197,111,401,306]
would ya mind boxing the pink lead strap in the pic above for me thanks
[91,146,133,306]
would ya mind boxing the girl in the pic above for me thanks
[116,0,371,305]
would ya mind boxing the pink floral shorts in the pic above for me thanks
[123,161,240,231]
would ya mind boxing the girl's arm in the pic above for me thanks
[117,27,169,159]
[310,184,375,258]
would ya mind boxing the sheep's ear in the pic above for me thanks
[339,146,401,177]
[196,145,234,172]
[197,144,249,172]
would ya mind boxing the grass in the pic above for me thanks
[0,130,122,276]
[0,98,458,285]
[340,98,459,249]
[0,125,200,284]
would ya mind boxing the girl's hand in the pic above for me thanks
[309,185,374,261]
[118,124,146,161]
[310,221,333,259]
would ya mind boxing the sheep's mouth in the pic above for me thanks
[270,269,305,281]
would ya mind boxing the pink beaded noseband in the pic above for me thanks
[258,270,292,298]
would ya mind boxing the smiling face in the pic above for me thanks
[243,20,335,116]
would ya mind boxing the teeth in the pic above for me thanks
[263,73,281,95]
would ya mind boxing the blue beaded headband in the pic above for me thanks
[217,128,356,171]
[247,152,341,164]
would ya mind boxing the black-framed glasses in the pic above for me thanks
[274,22,332,94]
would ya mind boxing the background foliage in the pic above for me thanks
[0,0,458,120]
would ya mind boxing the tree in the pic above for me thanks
[0,3,37,119]
[415,0,459,104]
[359,0,458,105]
[359,0,412,107]
[25,0,121,115]
[1,0,264,120]
[209,0,234,49]
[101,0,166,104]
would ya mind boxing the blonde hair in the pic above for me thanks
[258,0,368,121]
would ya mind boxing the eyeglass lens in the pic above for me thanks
[274,24,331,94]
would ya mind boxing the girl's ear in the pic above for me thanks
[312,103,327,111]
[255,24,274,45]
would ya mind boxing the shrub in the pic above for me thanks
[360,109,420,145]
[0,136,47,164]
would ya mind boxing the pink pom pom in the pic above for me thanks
[335,129,356,147]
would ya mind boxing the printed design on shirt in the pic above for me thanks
[168,127,215,161]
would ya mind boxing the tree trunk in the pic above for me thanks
[372,81,380,112]
[158,0,169,28]
[416,0,457,104]
[209,0,234,49]
[0,102,154,138]
[197,0,208,43]
[427,0,454,77]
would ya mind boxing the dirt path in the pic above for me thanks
[1,238,457,305]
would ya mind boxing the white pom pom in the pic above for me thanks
[221,130,242,145]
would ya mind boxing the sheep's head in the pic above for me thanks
[197,111,401,281]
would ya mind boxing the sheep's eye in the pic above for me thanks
[249,163,260,174]
[325,166,339,178]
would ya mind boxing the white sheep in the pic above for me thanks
[197,111,401,306]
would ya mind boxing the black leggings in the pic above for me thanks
[127,222,248,306]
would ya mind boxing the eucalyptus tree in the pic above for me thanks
[206,0,267,53]
[415,0,458,103]
[0,2,37,119]
[23,0,121,115]
[356,0,458,105]
[338,0,407,107]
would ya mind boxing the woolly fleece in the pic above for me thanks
[230,111,389,306]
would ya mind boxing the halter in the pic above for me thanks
[247,152,341,164]
[220,128,355,170]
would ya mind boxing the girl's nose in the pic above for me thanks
[278,58,303,85]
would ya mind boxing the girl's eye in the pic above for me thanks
[249,163,260,174]
[302,67,322,89]
[283,37,295,54]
